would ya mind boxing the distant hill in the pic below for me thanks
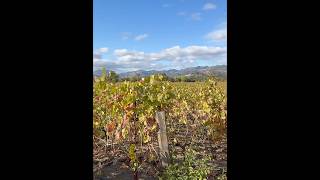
[93,69,112,76]
[93,65,227,80]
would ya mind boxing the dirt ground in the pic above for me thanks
[94,137,226,180]
[94,121,227,180]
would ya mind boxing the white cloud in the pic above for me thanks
[191,13,201,21]
[205,27,227,41]
[94,45,226,72]
[134,34,149,41]
[93,47,109,61]
[93,53,102,60]
[121,32,149,41]
[93,57,163,73]
[203,3,216,11]
[121,32,132,40]
[94,47,109,54]
[99,47,109,53]
[113,46,226,62]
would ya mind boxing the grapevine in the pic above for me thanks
[93,73,227,179]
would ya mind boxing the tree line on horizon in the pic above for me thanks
[94,67,225,83]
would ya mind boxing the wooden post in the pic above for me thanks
[155,111,169,167]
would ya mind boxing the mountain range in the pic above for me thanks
[93,65,227,80]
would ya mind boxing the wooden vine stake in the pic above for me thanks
[155,111,169,167]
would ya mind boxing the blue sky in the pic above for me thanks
[94,0,227,73]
